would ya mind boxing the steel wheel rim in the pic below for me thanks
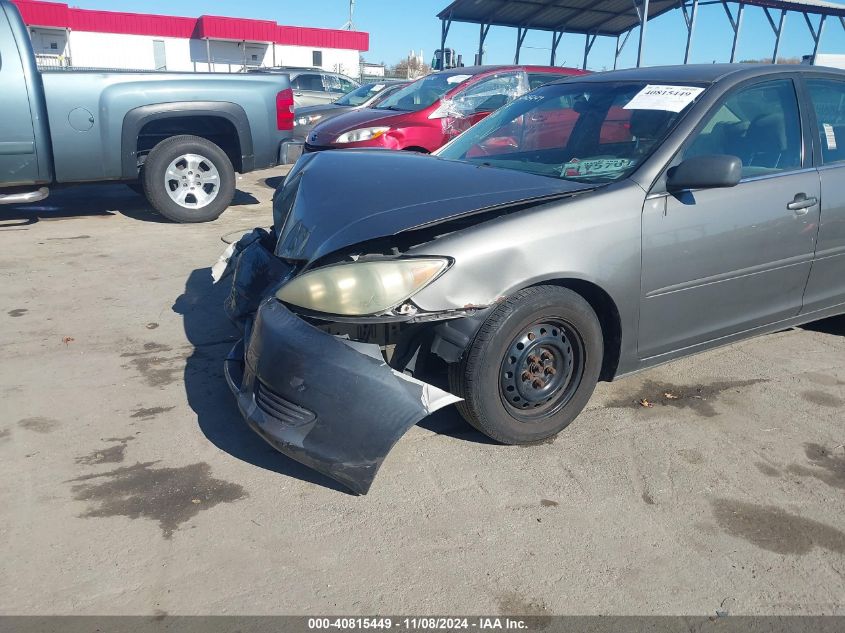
[499,319,585,421]
[164,153,220,209]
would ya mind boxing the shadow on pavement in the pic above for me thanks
[801,314,845,336]
[0,183,259,225]
[406,358,497,445]
[173,267,351,494]
[415,407,497,445]
[263,175,286,190]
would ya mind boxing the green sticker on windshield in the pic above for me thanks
[563,158,633,178]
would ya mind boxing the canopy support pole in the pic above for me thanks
[763,7,787,64]
[636,0,650,68]
[614,29,631,69]
[514,26,528,64]
[583,31,597,70]
[439,14,452,69]
[680,0,699,64]
[477,22,490,65]
[804,12,827,64]
[551,29,565,66]
[722,1,745,63]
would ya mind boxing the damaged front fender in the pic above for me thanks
[225,298,460,495]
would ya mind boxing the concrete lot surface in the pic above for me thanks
[1,168,844,616]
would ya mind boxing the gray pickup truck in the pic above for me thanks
[0,0,293,222]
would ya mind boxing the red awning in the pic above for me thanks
[196,15,278,43]
[70,9,197,39]
[11,0,70,29]
[10,0,369,51]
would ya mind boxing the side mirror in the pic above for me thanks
[666,154,742,191]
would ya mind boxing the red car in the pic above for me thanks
[303,65,587,155]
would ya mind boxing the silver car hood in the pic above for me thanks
[273,150,595,263]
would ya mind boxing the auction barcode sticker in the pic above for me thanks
[824,123,837,150]
[624,84,705,113]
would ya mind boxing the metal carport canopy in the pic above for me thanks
[437,0,845,69]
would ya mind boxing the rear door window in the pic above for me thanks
[452,72,524,115]
[806,78,845,164]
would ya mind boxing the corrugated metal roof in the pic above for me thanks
[437,0,845,37]
[196,15,278,42]
[71,9,198,39]
[11,0,69,29]
[276,25,369,50]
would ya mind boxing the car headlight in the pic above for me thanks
[296,114,323,126]
[276,258,450,316]
[335,126,390,144]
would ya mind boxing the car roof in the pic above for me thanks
[255,67,351,77]
[362,79,409,85]
[549,63,845,85]
[437,64,582,76]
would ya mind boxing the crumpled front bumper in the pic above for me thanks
[225,298,460,495]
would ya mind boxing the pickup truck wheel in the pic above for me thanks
[142,135,235,223]
[448,286,603,445]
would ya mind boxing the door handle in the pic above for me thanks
[787,193,817,214]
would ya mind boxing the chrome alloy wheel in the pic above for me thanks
[164,153,221,209]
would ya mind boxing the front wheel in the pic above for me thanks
[448,286,603,445]
[142,135,235,223]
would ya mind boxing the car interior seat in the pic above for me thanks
[739,112,795,169]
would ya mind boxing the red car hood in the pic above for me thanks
[306,107,411,145]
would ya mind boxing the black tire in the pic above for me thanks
[448,285,603,445]
[141,135,235,223]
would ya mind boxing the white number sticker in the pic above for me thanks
[624,84,705,113]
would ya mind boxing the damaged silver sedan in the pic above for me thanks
[218,64,845,494]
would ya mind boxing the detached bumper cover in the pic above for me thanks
[225,299,460,495]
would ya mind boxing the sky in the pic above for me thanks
[67,0,845,70]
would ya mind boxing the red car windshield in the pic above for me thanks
[437,81,704,183]
[375,72,475,112]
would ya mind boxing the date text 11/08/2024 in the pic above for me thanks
[307,617,531,630]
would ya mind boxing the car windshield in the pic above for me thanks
[437,81,705,183]
[375,72,475,112]
[335,83,391,107]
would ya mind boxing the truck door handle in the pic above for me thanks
[787,193,817,213]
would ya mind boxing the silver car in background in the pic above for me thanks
[248,66,359,107]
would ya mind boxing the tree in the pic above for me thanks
[738,56,801,64]
[391,54,430,79]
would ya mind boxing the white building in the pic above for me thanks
[14,0,368,77]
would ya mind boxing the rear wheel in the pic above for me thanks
[142,135,235,223]
[448,286,603,445]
